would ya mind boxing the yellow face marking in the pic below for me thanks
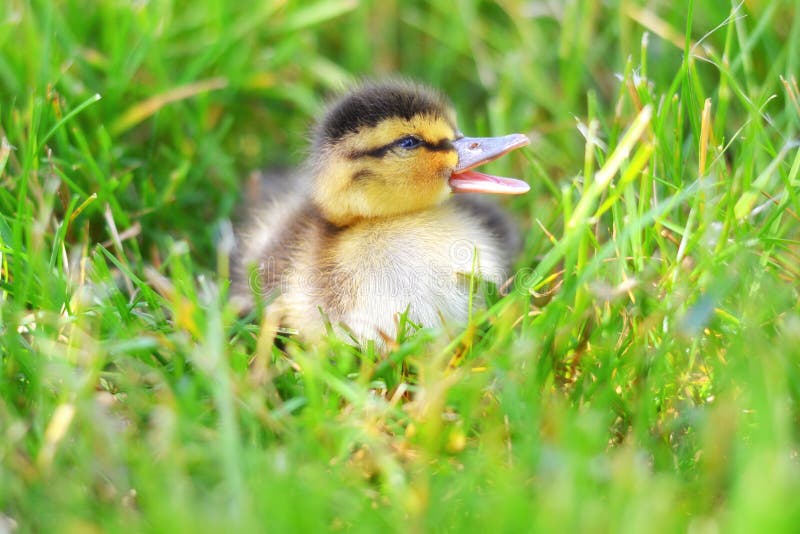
[314,114,461,225]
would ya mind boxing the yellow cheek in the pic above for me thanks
[416,151,457,183]
[438,151,459,173]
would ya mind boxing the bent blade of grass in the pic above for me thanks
[37,93,101,152]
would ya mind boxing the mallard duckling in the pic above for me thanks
[233,80,530,347]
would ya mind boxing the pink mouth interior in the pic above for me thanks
[449,170,530,195]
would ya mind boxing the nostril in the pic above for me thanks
[468,142,480,150]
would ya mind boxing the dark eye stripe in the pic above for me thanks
[350,144,393,159]
[422,138,454,152]
[348,138,455,159]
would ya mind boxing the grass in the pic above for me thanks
[2,0,800,531]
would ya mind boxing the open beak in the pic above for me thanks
[449,133,530,194]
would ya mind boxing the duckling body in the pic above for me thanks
[233,81,529,346]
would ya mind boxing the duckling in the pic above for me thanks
[232,80,530,347]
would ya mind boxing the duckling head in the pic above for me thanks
[310,81,530,226]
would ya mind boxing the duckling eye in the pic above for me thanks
[396,135,423,149]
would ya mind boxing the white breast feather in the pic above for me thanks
[276,202,511,346]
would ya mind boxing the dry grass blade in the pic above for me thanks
[111,77,229,134]
[781,75,800,118]
[699,98,712,176]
